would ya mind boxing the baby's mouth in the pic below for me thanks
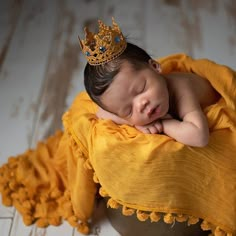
[147,106,159,117]
[147,108,154,117]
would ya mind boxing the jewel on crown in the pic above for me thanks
[78,17,127,66]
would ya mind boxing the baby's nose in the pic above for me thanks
[137,99,148,113]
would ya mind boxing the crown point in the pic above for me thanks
[98,19,110,31]
[112,17,116,26]
[78,36,83,49]
[84,27,91,37]
[112,17,120,31]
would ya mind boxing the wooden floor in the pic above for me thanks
[0,0,235,235]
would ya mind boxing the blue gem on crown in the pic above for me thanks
[114,36,120,43]
[99,46,106,53]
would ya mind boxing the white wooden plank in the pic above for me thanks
[145,0,197,57]
[36,222,74,236]
[2,0,74,233]
[10,212,35,236]
[0,195,14,217]
[0,0,23,66]
[0,0,58,226]
[0,218,12,236]
[66,0,104,108]
[186,0,236,69]
[0,0,58,166]
[31,0,102,141]
[145,0,236,68]
[100,0,145,48]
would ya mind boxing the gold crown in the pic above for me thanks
[78,17,127,66]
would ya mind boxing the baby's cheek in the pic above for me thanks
[131,116,149,126]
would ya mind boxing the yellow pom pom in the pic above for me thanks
[176,214,188,222]
[107,198,120,209]
[8,157,18,167]
[99,187,109,197]
[8,180,18,190]
[48,216,62,226]
[50,189,62,199]
[93,173,99,183]
[68,215,79,227]
[36,218,49,228]
[122,206,135,216]
[0,184,4,192]
[136,210,149,221]
[187,215,199,225]
[2,194,13,206]
[201,220,212,231]
[214,226,227,236]
[164,213,175,224]
[77,221,90,235]
[18,188,28,202]
[22,214,34,225]
[40,193,49,203]
[22,200,32,209]
[150,212,161,222]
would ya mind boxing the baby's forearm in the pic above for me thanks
[162,118,209,147]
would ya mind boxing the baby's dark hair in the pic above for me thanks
[84,42,152,108]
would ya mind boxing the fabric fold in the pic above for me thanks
[1,54,236,235]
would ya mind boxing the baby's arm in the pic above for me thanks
[162,109,209,147]
[161,78,209,147]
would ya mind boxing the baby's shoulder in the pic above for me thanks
[167,72,219,108]
[166,72,200,93]
[167,72,202,83]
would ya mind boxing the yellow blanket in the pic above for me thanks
[0,54,236,236]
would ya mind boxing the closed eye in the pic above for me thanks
[119,105,132,118]
[123,106,133,118]
[138,80,146,94]
[127,107,133,117]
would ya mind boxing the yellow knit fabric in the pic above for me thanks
[0,54,236,236]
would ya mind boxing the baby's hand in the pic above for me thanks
[135,120,163,134]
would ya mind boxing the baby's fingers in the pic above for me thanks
[148,125,159,134]
[135,126,151,134]
[153,122,163,133]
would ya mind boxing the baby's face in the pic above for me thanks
[100,60,169,126]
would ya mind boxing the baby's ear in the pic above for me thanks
[148,59,162,73]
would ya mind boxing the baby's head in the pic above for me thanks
[80,18,169,125]
[84,42,151,109]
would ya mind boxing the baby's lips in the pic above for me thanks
[147,108,154,117]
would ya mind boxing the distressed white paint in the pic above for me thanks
[0,0,57,164]
[0,218,12,236]
[145,0,236,68]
